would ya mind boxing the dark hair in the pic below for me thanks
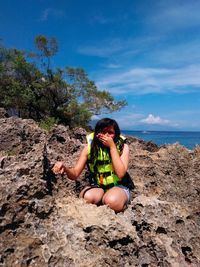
[91,118,121,159]
[94,118,120,141]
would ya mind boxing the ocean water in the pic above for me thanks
[122,130,200,150]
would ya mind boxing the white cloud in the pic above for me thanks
[106,63,121,69]
[140,114,170,125]
[149,2,200,32]
[77,38,125,57]
[101,112,179,130]
[77,36,158,58]
[147,40,200,66]
[91,115,101,120]
[95,65,200,95]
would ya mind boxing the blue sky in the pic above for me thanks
[1,0,200,131]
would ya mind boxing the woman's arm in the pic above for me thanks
[52,145,88,180]
[109,143,129,179]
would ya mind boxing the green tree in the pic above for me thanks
[34,35,58,75]
[66,67,126,115]
[0,36,127,128]
[0,46,45,119]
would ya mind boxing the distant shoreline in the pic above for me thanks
[122,130,200,133]
[122,130,200,149]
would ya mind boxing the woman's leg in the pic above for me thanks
[80,186,104,205]
[102,186,129,212]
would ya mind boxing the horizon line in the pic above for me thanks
[122,129,200,133]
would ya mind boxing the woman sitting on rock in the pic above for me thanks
[52,118,131,212]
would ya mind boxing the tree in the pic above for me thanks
[34,35,58,75]
[0,36,127,128]
[0,46,45,119]
[66,67,126,115]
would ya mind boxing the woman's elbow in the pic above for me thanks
[67,168,79,180]
[117,169,127,179]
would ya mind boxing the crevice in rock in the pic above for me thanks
[132,220,151,239]
[83,226,94,233]
[0,203,10,216]
[4,248,15,254]
[0,219,24,234]
[0,157,5,169]
[42,144,57,195]
[108,235,134,248]
[181,246,193,263]
[35,207,54,219]
[28,201,54,219]
[26,256,39,266]
[49,134,66,144]
[176,219,184,224]
[156,227,167,234]
[16,185,29,199]
[32,190,48,200]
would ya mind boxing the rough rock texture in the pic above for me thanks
[0,116,200,267]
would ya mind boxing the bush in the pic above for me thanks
[39,117,59,131]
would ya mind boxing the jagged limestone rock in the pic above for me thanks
[0,117,200,266]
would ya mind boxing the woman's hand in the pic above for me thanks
[97,133,115,148]
[51,146,88,180]
[52,161,65,174]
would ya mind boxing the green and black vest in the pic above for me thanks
[86,132,126,188]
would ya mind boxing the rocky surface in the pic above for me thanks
[0,114,200,267]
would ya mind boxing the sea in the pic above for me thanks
[122,130,200,150]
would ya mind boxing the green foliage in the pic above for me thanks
[35,35,58,58]
[0,36,127,128]
[65,67,127,115]
[34,35,58,72]
[39,117,59,131]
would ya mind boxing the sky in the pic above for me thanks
[1,0,200,131]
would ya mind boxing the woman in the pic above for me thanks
[52,118,130,212]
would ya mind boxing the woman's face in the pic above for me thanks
[100,126,115,139]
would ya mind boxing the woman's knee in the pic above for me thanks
[80,187,104,204]
[103,194,125,212]
[83,190,96,203]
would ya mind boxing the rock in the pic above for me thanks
[0,117,200,266]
